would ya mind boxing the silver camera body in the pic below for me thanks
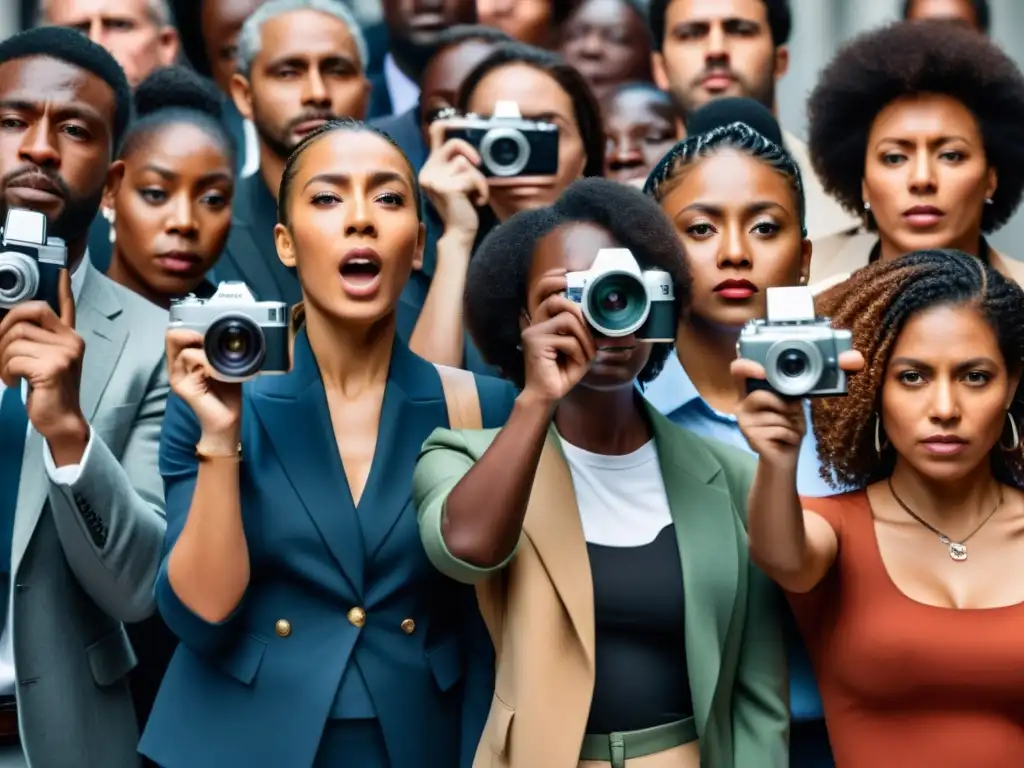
[169,282,290,383]
[563,248,675,341]
[738,286,852,397]
[444,101,559,178]
[0,208,67,314]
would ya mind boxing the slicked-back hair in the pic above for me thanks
[808,20,1024,232]
[457,42,605,180]
[277,118,422,227]
[812,249,1024,489]
[645,121,806,236]
[465,177,691,389]
[648,0,792,51]
[235,0,368,77]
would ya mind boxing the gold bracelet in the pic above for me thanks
[195,442,242,461]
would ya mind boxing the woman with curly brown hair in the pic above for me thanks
[734,248,1024,766]
[806,20,1024,289]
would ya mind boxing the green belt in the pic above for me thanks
[579,717,697,768]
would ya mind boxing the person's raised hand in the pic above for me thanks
[166,328,243,446]
[519,270,597,406]
[419,120,489,242]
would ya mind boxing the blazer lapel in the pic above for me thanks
[521,433,596,667]
[359,342,447,559]
[649,407,739,739]
[12,430,47,579]
[250,331,365,596]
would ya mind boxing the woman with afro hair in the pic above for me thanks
[735,249,1024,765]
[806,20,1024,289]
[414,178,788,768]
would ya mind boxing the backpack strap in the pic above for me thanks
[434,364,482,430]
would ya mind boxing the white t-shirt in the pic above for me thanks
[558,437,673,547]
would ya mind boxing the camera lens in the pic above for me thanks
[489,137,521,168]
[0,270,16,291]
[0,252,38,309]
[586,273,648,336]
[204,315,266,380]
[779,350,808,378]
[481,128,530,176]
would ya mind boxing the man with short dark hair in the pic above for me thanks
[902,0,990,33]
[37,0,180,87]
[0,26,168,768]
[648,0,858,241]
[213,0,370,304]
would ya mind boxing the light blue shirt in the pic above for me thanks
[643,352,828,722]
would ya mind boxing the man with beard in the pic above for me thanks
[0,26,168,768]
[368,0,478,118]
[649,0,858,241]
[214,0,370,303]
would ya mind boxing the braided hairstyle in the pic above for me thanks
[812,249,1024,489]
[644,121,806,237]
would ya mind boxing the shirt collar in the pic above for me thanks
[642,352,703,416]
[383,53,421,116]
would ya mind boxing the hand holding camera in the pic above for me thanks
[520,270,597,405]
[733,286,864,467]
[167,282,290,441]
[419,120,490,242]
[0,209,89,455]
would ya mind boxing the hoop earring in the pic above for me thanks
[1002,411,1020,451]
[874,414,889,456]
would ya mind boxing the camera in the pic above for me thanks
[562,248,675,341]
[0,208,67,315]
[169,282,290,383]
[738,286,852,397]
[444,101,559,178]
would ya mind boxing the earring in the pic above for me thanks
[874,414,889,456]
[102,207,116,243]
[986,198,994,205]
[1002,411,1020,451]
[863,201,871,212]
[799,275,808,285]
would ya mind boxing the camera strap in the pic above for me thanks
[434,364,482,431]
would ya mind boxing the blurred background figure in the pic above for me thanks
[36,0,179,86]
[475,0,567,47]
[902,0,990,31]
[602,82,678,185]
[560,0,653,100]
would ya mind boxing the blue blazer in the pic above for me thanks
[140,330,517,768]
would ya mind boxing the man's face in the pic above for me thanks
[0,56,117,244]
[653,0,784,119]
[44,0,179,87]
[380,0,477,73]
[233,10,370,160]
[202,0,267,94]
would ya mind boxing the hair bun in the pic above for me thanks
[134,66,223,120]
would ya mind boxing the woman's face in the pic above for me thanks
[108,123,233,298]
[602,86,678,184]
[659,149,808,331]
[881,303,1019,485]
[476,0,553,46]
[466,63,589,221]
[526,221,652,391]
[862,93,997,257]
[274,130,425,327]
[419,38,497,143]
[560,0,652,96]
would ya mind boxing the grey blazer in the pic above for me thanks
[11,263,168,767]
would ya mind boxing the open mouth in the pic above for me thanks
[339,250,383,297]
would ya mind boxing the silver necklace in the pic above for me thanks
[886,478,1002,562]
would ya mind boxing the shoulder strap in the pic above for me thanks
[434,364,483,431]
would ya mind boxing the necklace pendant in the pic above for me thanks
[948,541,968,561]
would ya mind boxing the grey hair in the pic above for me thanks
[644,121,808,237]
[235,0,369,77]
[37,0,173,26]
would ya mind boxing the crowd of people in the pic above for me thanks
[0,0,1021,766]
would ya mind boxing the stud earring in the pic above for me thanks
[985,197,994,205]
[863,201,871,212]
[799,275,807,285]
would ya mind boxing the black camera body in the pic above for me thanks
[169,282,290,383]
[0,208,67,316]
[444,101,559,178]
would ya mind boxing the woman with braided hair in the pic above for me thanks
[735,248,1024,766]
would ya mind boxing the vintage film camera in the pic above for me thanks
[169,282,290,383]
[738,286,852,397]
[444,101,559,178]
[562,248,676,341]
[0,208,67,315]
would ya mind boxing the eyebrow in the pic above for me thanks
[874,136,971,149]
[141,164,233,184]
[302,171,409,191]
[265,53,356,70]
[0,98,103,126]
[890,356,998,370]
[679,201,786,216]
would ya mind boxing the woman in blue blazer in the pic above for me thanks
[139,120,517,768]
